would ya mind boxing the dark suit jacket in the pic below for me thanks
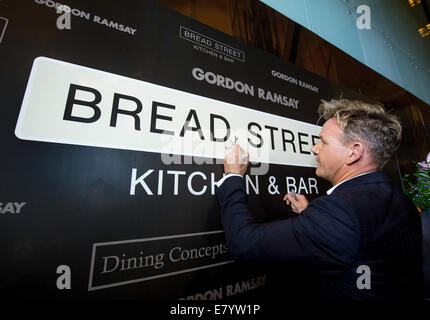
[216,171,423,300]
[422,209,430,299]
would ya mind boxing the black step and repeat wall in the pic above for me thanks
[0,0,374,299]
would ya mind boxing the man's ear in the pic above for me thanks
[346,141,364,165]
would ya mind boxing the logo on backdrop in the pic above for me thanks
[180,26,245,64]
[180,275,267,300]
[88,231,232,291]
[191,67,301,108]
[34,0,137,35]
[271,69,319,93]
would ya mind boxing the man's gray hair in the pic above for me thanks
[318,99,402,169]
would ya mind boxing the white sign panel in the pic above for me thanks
[16,57,320,167]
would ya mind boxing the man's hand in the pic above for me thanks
[224,144,249,176]
[283,192,309,214]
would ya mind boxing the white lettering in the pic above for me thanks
[308,178,318,194]
[130,168,154,195]
[167,170,186,195]
[2,202,14,214]
[286,177,297,193]
[101,256,119,273]
[298,177,309,194]
[245,175,259,195]
[187,171,207,196]
[192,67,254,96]
[0,202,26,214]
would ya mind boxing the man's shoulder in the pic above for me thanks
[307,193,353,215]
[334,171,391,193]
[328,172,419,223]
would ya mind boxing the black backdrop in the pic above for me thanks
[0,0,399,300]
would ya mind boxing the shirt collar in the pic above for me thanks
[326,171,375,195]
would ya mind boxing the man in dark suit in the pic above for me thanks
[216,99,423,300]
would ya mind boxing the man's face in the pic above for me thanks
[311,118,350,185]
